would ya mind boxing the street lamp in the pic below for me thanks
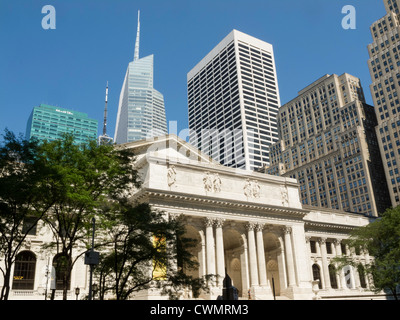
[84,217,99,300]
[92,283,98,300]
[75,287,80,300]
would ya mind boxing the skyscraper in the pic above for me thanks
[187,30,281,171]
[26,104,98,144]
[114,11,167,144]
[265,73,390,217]
[368,0,400,207]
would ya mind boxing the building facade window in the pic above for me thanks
[12,251,36,290]
[312,264,322,289]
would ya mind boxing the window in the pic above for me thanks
[22,217,38,236]
[312,264,322,289]
[53,253,71,290]
[326,241,332,254]
[358,265,367,288]
[12,251,36,290]
[310,240,317,253]
[341,242,347,255]
[329,264,338,289]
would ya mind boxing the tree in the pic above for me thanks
[37,134,141,300]
[94,200,211,300]
[0,130,54,300]
[334,206,400,300]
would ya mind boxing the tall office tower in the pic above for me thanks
[265,74,390,217]
[26,104,98,144]
[187,30,281,171]
[368,0,400,207]
[114,11,167,144]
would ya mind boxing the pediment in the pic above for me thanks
[117,134,219,166]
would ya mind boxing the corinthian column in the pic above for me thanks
[283,226,296,287]
[215,218,225,286]
[204,218,216,278]
[246,222,259,287]
[319,238,331,289]
[255,223,268,286]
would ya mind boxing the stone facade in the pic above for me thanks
[0,135,386,300]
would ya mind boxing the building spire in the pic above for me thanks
[98,81,113,145]
[103,81,109,136]
[134,10,140,61]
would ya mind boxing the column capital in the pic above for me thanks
[245,222,257,231]
[282,226,292,234]
[169,213,183,221]
[318,237,327,245]
[255,223,265,232]
[204,217,215,228]
[214,218,225,228]
[333,239,342,246]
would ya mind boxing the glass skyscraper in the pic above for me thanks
[114,11,167,144]
[26,104,98,144]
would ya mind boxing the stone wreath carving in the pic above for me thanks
[243,178,261,198]
[203,171,222,193]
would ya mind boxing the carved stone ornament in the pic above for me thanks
[280,185,289,206]
[167,165,177,187]
[244,179,261,198]
[214,218,225,228]
[203,171,222,193]
[245,222,257,231]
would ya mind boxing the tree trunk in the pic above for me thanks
[0,257,13,300]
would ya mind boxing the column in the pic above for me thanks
[305,236,314,281]
[246,223,259,287]
[204,218,216,278]
[363,249,372,289]
[215,218,225,287]
[255,223,268,287]
[283,226,296,287]
[334,239,346,290]
[319,238,331,289]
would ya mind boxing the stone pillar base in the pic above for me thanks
[281,285,314,300]
[249,285,275,300]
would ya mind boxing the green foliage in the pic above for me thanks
[335,206,400,299]
[95,200,210,300]
[0,129,55,300]
[1,130,209,300]
[34,133,140,299]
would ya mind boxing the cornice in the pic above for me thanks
[304,220,357,233]
[132,188,309,220]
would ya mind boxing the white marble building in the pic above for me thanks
[1,134,385,300]
[124,134,380,300]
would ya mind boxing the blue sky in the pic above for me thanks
[0,0,385,139]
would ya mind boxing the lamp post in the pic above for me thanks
[75,287,80,300]
[85,217,99,301]
[92,283,98,300]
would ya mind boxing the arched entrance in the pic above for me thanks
[223,228,245,298]
[181,225,202,279]
[264,232,282,296]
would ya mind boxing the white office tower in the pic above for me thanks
[114,11,167,144]
[187,30,281,171]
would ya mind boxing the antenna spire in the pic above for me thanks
[134,10,140,61]
[103,81,109,136]
[98,81,113,145]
